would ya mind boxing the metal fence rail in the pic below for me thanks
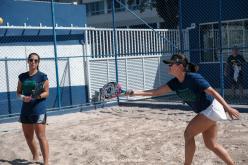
[86,28,187,101]
[86,28,188,58]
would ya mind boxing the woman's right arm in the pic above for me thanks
[17,80,23,98]
[129,84,172,97]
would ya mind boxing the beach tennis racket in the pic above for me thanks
[100,82,127,101]
[31,81,45,99]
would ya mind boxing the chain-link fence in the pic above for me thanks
[0,0,89,119]
[102,0,248,104]
[1,0,248,119]
[107,0,182,103]
[0,56,86,116]
[0,38,89,119]
[180,0,248,104]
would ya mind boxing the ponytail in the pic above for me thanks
[187,63,199,72]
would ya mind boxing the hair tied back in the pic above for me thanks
[187,63,199,72]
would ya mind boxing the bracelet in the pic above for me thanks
[19,95,25,101]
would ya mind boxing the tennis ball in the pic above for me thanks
[0,17,4,25]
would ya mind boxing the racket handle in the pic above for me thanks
[121,89,126,94]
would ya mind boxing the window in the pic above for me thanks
[200,19,248,62]
[200,24,218,62]
[86,1,105,16]
[229,21,243,47]
[107,0,125,13]
[127,0,141,10]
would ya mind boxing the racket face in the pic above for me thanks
[100,82,124,100]
[22,80,36,96]
[31,81,45,98]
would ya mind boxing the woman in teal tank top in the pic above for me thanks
[17,53,49,165]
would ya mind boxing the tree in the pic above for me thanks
[127,0,179,29]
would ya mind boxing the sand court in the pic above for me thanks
[0,106,248,165]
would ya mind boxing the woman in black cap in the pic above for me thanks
[127,54,239,165]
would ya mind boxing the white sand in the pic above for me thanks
[0,106,247,165]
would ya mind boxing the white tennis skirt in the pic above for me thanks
[200,99,227,121]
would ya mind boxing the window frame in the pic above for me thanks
[199,18,248,63]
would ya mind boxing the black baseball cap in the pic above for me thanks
[163,54,188,66]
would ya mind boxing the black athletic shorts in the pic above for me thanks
[19,114,47,124]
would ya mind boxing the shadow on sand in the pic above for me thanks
[0,159,42,165]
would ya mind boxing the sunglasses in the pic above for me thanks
[169,63,177,67]
[28,59,39,63]
[168,62,183,67]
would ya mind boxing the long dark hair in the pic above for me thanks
[28,53,40,70]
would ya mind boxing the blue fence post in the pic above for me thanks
[112,0,119,103]
[218,0,224,97]
[5,57,12,116]
[67,58,73,106]
[51,0,61,109]
[179,0,184,53]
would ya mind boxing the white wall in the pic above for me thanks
[0,44,87,92]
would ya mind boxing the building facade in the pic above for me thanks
[32,0,164,28]
[82,0,163,28]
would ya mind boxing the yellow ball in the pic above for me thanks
[0,17,4,25]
